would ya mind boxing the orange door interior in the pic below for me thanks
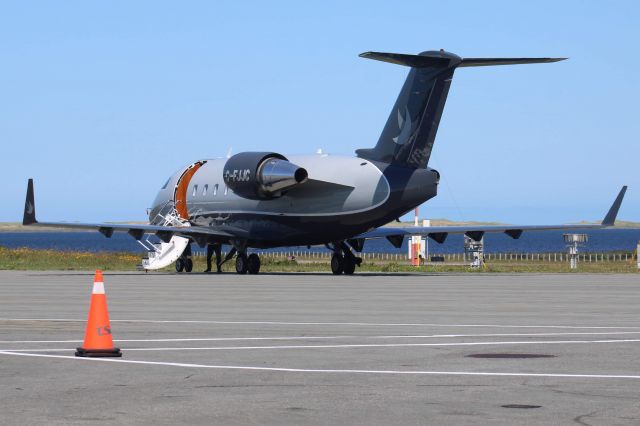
[174,161,205,220]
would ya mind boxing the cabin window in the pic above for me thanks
[213,184,218,196]
[202,184,208,196]
[192,185,198,197]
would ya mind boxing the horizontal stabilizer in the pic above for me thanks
[359,52,450,68]
[459,57,567,67]
[359,51,567,69]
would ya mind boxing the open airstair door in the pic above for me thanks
[174,160,206,221]
[141,161,206,271]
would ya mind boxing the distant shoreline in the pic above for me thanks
[1,219,638,233]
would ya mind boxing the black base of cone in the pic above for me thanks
[75,347,122,357]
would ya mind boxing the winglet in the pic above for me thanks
[23,179,37,225]
[601,186,627,226]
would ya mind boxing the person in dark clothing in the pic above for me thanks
[204,243,222,273]
[204,243,213,273]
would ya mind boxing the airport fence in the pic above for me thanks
[192,251,637,263]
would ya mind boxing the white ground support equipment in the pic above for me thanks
[464,235,485,268]
[564,233,588,269]
[139,210,191,271]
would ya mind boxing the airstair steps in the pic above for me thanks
[140,210,190,271]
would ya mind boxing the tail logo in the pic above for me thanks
[392,107,413,145]
[25,201,33,215]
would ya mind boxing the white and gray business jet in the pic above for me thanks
[22,50,627,274]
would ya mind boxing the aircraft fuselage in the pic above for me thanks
[149,155,439,248]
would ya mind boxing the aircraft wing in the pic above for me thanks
[21,179,243,245]
[354,186,628,248]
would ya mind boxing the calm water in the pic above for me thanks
[1,229,639,254]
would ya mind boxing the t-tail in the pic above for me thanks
[355,50,566,169]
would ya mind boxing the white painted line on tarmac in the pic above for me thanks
[1,348,72,352]
[56,338,640,351]
[1,318,639,329]
[4,338,640,353]
[4,331,640,344]
[1,350,640,380]
[0,336,352,344]
[0,340,81,343]
[372,332,640,339]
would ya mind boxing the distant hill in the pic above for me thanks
[573,220,640,229]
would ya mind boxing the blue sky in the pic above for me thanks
[1,1,638,223]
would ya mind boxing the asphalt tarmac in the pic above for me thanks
[1,270,640,425]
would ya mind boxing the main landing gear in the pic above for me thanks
[235,253,261,275]
[175,257,193,273]
[175,242,193,273]
[328,242,362,275]
[213,240,261,275]
[177,241,262,275]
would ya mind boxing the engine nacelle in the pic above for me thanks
[223,152,308,199]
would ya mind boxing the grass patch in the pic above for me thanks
[0,247,637,273]
[0,247,142,271]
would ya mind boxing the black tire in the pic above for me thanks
[247,253,261,274]
[235,253,248,274]
[343,256,356,275]
[175,258,185,273]
[331,253,344,275]
[184,258,193,273]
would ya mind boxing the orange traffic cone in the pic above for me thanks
[75,270,122,357]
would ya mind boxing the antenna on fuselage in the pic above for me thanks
[226,147,233,159]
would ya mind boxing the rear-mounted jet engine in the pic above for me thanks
[223,152,308,199]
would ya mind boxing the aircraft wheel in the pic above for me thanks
[331,253,344,275]
[175,258,185,273]
[235,253,248,274]
[343,257,356,275]
[247,253,261,274]
[184,258,193,273]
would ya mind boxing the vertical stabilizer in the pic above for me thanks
[356,50,565,169]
